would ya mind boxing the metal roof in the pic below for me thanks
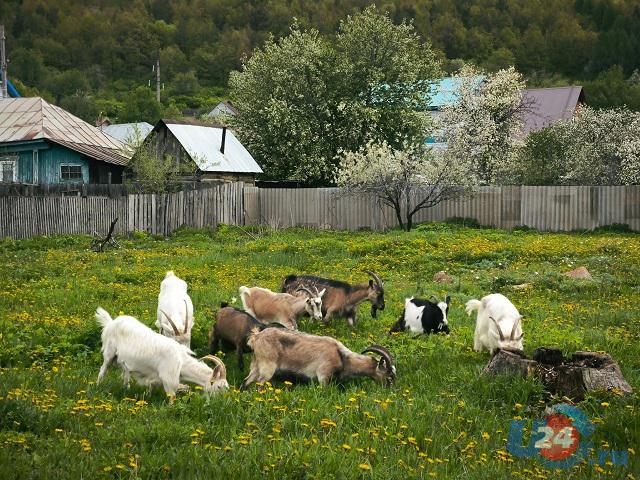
[207,101,238,117]
[0,97,129,165]
[164,121,262,174]
[102,122,153,144]
[427,76,485,109]
[521,86,584,134]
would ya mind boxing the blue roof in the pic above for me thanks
[427,76,485,109]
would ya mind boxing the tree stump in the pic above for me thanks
[483,348,633,401]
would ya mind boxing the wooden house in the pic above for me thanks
[0,97,129,185]
[149,119,262,185]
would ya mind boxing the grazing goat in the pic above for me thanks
[390,295,451,334]
[240,328,396,389]
[209,304,284,370]
[96,308,228,401]
[239,285,325,329]
[156,271,194,348]
[281,271,385,326]
[465,293,524,354]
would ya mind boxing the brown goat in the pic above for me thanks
[208,304,283,370]
[240,328,395,389]
[239,285,325,329]
[282,271,385,326]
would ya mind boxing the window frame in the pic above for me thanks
[60,163,84,182]
[0,155,18,183]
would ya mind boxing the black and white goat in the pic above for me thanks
[390,296,451,334]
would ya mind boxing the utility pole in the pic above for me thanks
[0,25,8,99]
[155,58,161,104]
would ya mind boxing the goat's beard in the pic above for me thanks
[371,305,378,318]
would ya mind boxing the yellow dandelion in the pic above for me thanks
[342,444,352,450]
[358,463,371,471]
[600,402,610,408]
[482,432,490,440]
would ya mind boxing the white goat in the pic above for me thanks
[239,285,325,329]
[465,293,524,354]
[156,271,194,347]
[96,308,228,402]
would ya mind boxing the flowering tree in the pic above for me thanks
[438,66,527,184]
[563,107,640,185]
[516,106,640,185]
[335,140,477,231]
[229,6,441,185]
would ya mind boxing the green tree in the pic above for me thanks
[230,6,441,184]
[60,94,100,124]
[119,86,162,124]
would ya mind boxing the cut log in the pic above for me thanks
[483,348,632,401]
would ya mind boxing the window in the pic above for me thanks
[60,164,83,181]
[0,156,17,183]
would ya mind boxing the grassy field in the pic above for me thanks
[0,224,638,479]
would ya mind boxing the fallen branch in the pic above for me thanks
[91,218,120,252]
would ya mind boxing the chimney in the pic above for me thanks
[220,126,227,154]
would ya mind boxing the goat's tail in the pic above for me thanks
[465,299,482,317]
[95,307,114,329]
[239,286,251,309]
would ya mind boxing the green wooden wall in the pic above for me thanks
[0,141,89,184]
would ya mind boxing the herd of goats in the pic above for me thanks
[95,271,524,401]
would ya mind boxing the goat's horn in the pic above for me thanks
[361,345,394,371]
[199,355,227,380]
[364,270,383,287]
[295,285,315,297]
[159,308,180,336]
[490,316,505,341]
[183,299,189,334]
[510,316,521,340]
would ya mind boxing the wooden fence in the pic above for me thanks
[244,185,640,232]
[1,184,639,240]
[0,182,243,240]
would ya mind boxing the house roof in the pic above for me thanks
[160,119,262,174]
[102,122,153,144]
[207,100,239,117]
[427,76,485,109]
[521,86,584,134]
[0,97,129,165]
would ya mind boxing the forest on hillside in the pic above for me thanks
[1,0,639,123]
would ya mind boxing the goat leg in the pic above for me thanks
[236,345,245,370]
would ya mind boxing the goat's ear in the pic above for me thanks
[376,357,387,370]
[369,279,374,287]
[445,295,451,305]
[318,288,326,297]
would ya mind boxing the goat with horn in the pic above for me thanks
[156,271,194,348]
[465,293,524,354]
[281,271,385,326]
[240,328,396,389]
[96,308,228,403]
[239,284,324,329]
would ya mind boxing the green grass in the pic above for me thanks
[0,224,638,479]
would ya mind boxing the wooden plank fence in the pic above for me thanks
[1,184,639,240]
[0,182,243,240]
[244,185,640,232]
